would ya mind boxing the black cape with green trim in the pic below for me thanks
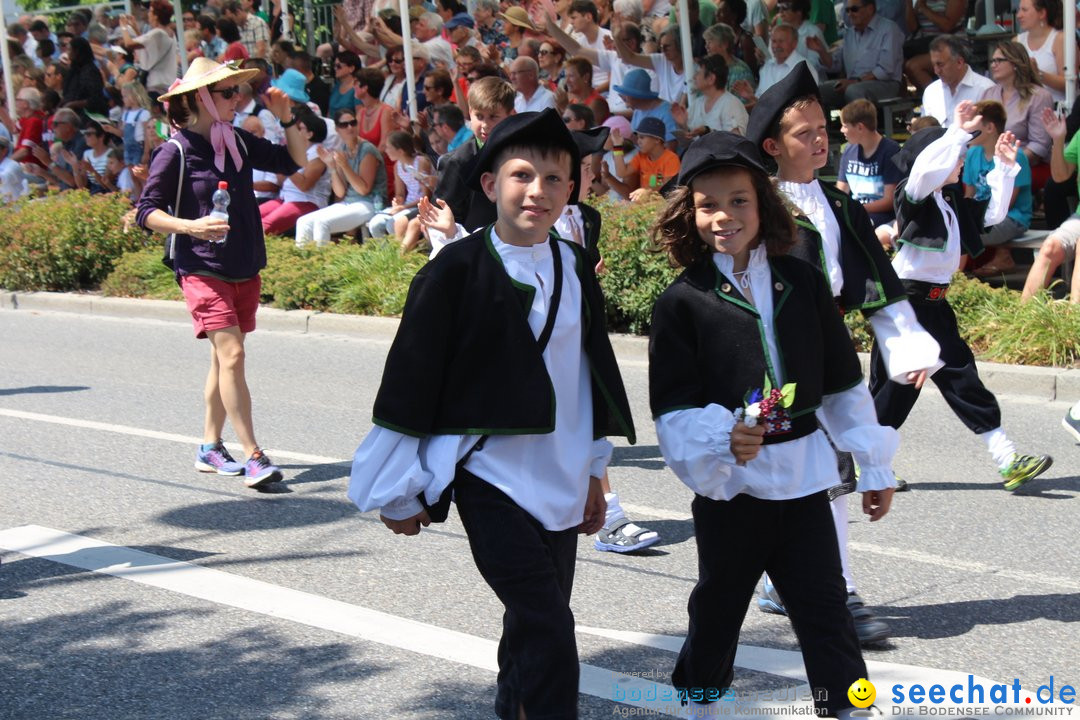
[788,181,907,314]
[648,254,862,445]
[372,226,636,444]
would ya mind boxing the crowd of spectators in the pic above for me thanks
[2,0,1080,284]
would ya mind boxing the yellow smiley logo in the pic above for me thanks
[848,678,876,708]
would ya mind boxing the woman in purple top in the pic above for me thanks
[137,57,307,489]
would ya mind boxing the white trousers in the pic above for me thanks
[295,200,377,247]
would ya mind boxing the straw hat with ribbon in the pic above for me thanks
[159,58,260,172]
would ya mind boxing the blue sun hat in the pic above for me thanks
[270,68,310,104]
[612,68,659,100]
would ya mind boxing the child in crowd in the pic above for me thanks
[649,131,895,720]
[603,116,680,202]
[964,100,1032,276]
[835,98,902,250]
[119,81,153,167]
[746,63,940,646]
[348,109,635,720]
[104,148,135,198]
[76,120,114,195]
[871,100,1052,491]
[365,130,434,248]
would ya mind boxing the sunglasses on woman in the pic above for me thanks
[336,118,358,128]
[210,86,240,99]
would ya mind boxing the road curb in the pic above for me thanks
[2,289,1073,401]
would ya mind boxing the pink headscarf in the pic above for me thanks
[162,71,244,173]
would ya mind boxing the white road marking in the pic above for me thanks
[4,406,1078,594]
[0,525,733,717]
[0,525,1048,718]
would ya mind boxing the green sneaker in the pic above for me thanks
[1000,454,1053,491]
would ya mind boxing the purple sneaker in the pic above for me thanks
[243,449,283,488]
[195,443,244,476]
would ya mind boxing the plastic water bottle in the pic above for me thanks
[209,181,230,245]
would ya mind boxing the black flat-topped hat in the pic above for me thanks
[677,131,768,186]
[467,108,582,204]
[746,62,821,150]
[571,126,611,156]
[891,126,948,176]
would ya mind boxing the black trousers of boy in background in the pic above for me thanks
[869,283,1000,433]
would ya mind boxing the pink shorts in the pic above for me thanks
[179,274,262,339]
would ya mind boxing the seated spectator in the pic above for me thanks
[511,57,557,112]
[613,68,677,144]
[434,103,473,152]
[604,116,680,201]
[422,69,454,112]
[1015,0,1067,105]
[453,46,482,113]
[966,101,1032,276]
[835,98,902,246]
[903,0,967,93]
[715,0,761,77]
[593,113,637,201]
[671,54,749,140]
[24,108,85,190]
[234,80,284,144]
[216,17,248,62]
[614,25,687,104]
[199,15,226,61]
[563,103,595,131]
[242,115,284,204]
[293,51,331,117]
[920,35,994,127]
[103,148,135,198]
[0,137,27,202]
[981,41,1054,166]
[564,56,602,106]
[295,109,387,247]
[474,0,509,47]
[495,7,537,65]
[1024,106,1080,301]
[775,0,828,75]
[734,25,817,107]
[74,119,114,194]
[329,50,361,117]
[366,130,434,249]
[703,23,756,106]
[260,107,331,236]
[567,0,613,91]
[445,12,477,50]
[538,40,567,92]
[376,46,407,114]
[12,87,46,168]
[816,0,906,108]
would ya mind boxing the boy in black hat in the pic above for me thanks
[348,108,635,720]
[871,100,1052,491]
[746,60,940,646]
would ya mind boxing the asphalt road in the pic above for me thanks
[1,308,1078,720]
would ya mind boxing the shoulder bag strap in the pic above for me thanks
[165,137,185,264]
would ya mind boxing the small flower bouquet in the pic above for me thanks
[735,375,797,437]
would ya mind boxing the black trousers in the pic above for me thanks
[868,292,1001,433]
[672,492,866,717]
[454,470,580,720]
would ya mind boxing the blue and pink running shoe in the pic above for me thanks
[195,442,244,476]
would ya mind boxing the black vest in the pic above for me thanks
[894,179,988,259]
[649,255,863,445]
[373,227,636,443]
[788,180,907,314]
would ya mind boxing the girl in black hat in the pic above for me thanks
[650,131,896,720]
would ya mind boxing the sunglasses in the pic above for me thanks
[538,48,553,55]
[210,86,240,99]
[989,57,1009,65]
[388,57,404,63]
[845,4,863,10]
[336,119,358,128]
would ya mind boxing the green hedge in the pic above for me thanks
[0,191,150,291]
[4,191,1076,368]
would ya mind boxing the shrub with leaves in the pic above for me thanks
[0,191,149,291]
[595,198,680,334]
[100,247,183,300]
